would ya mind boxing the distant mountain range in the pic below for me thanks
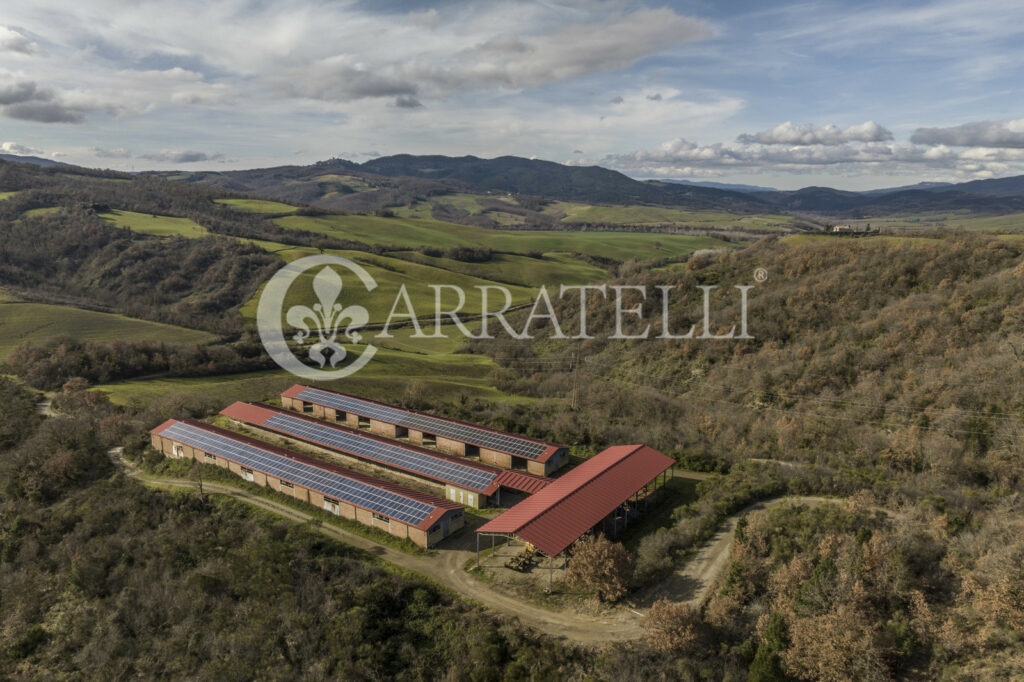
[658,179,782,193]
[5,151,1024,217]
[0,153,68,168]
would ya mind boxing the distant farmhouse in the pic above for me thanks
[831,223,879,236]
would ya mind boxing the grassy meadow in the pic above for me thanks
[99,209,208,237]
[214,198,299,214]
[0,299,216,359]
[94,342,519,408]
[274,213,728,259]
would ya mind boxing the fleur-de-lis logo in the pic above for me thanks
[286,267,369,368]
[257,255,378,380]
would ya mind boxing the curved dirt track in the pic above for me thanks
[109,449,835,644]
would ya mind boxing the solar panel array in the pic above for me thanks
[296,388,552,460]
[161,422,436,526]
[263,413,498,492]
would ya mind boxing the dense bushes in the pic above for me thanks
[6,336,270,390]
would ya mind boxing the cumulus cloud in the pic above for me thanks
[0,80,46,105]
[0,78,87,122]
[139,150,224,163]
[646,93,662,101]
[0,26,39,55]
[5,101,84,123]
[393,95,423,108]
[911,118,1024,148]
[275,7,709,103]
[602,134,1016,180]
[737,120,893,145]
[90,147,132,158]
[609,96,624,104]
[1,141,41,155]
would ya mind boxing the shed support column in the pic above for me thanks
[476,533,480,568]
[548,554,553,593]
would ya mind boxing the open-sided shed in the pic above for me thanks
[475,444,674,587]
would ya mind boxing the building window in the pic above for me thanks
[422,432,437,446]
[334,411,346,423]
[204,453,216,461]
[323,497,340,515]
[240,467,254,482]
[372,512,390,524]
[280,480,294,489]
[302,402,313,414]
[449,489,457,501]
[172,444,184,458]
[357,416,371,428]
[429,525,440,534]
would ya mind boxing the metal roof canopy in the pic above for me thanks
[283,385,565,463]
[476,445,674,557]
[220,402,550,496]
[150,418,461,531]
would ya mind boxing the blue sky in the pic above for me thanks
[1,0,1023,189]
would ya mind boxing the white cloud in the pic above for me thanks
[911,118,1024,148]
[1,140,41,155]
[90,146,132,158]
[139,149,223,163]
[737,120,893,145]
[603,135,1023,180]
[0,26,40,55]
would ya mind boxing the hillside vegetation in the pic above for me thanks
[454,233,1024,677]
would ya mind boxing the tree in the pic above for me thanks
[642,598,700,653]
[565,534,634,602]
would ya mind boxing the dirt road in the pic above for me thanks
[109,448,837,644]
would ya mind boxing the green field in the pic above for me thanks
[99,209,208,237]
[0,191,18,201]
[275,214,728,260]
[95,344,520,408]
[312,174,375,192]
[237,239,535,324]
[548,202,796,230]
[0,301,216,359]
[215,198,298,214]
[393,250,608,287]
[23,207,60,217]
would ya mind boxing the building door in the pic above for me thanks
[441,516,449,536]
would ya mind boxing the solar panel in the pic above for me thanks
[161,422,436,525]
[296,388,551,459]
[262,413,498,492]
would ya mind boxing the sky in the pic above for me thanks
[1,0,1023,190]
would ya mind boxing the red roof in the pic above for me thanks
[220,401,551,496]
[150,418,462,531]
[282,384,565,463]
[476,445,674,556]
[494,470,551,495]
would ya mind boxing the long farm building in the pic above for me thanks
[282,385,569,476]
[221,401,550,508]
[150,418,465,548]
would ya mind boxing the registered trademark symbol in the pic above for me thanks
[754,267,769,283]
